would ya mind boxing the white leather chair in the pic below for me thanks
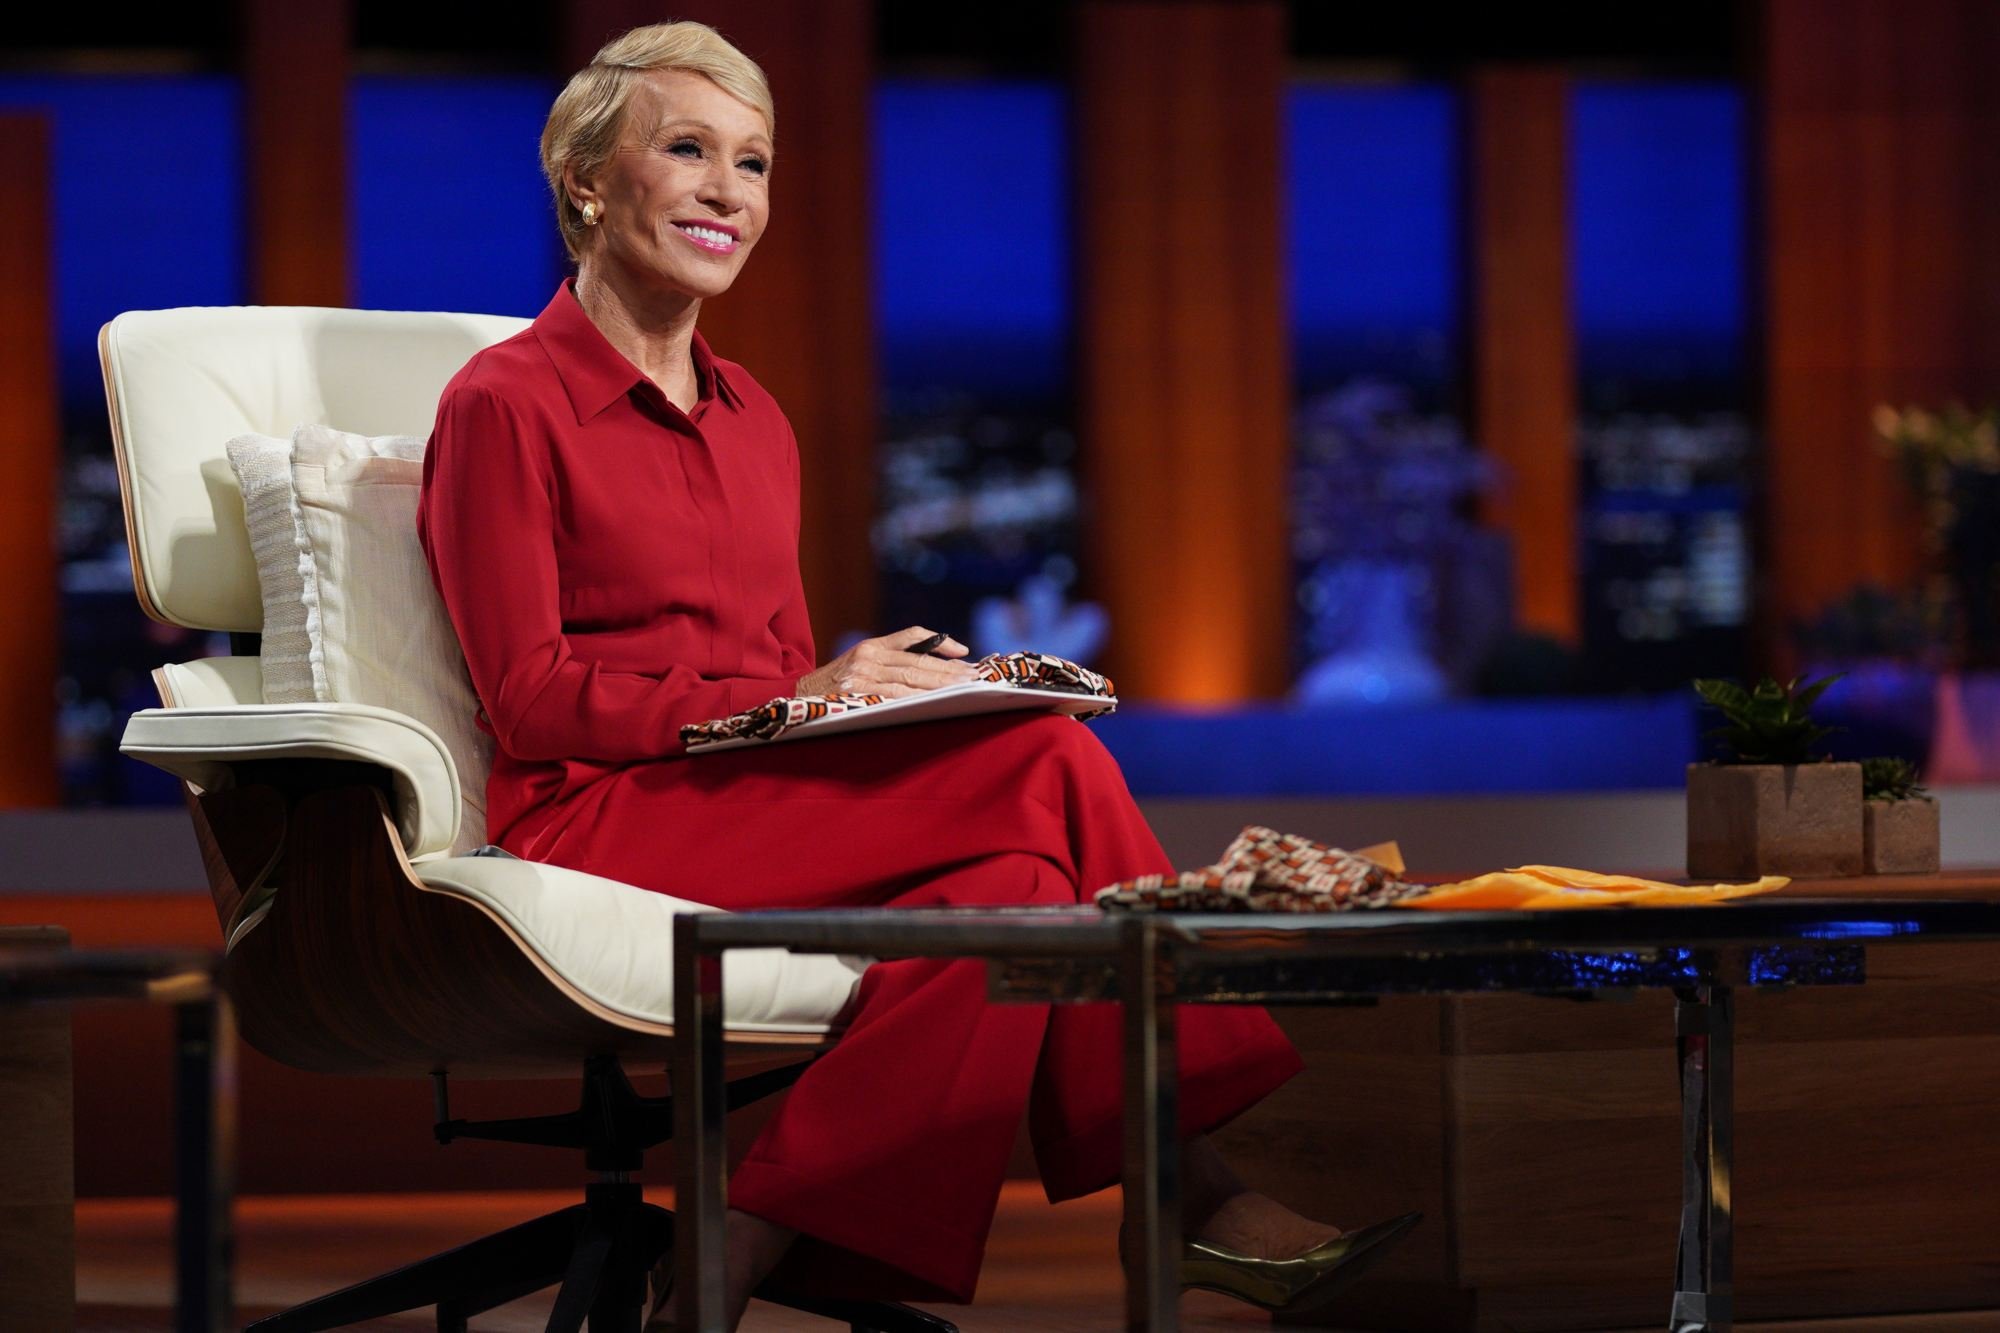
[103,307,954,1333]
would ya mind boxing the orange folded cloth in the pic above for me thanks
[1402,866,1788,911]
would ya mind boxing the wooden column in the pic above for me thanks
[0,116,59,807]
[1761,0,2000,642]
[1074,0,1290,702]
[1466,69,1579,646]
[242,0,350,307]
[565,1,879,652]
[561,0,659,76]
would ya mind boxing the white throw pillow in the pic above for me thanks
[224,424,492,856]
[223,434,316,703]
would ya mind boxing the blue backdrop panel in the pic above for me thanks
[874,80,1068,395]
[350,76,560,318]
[1288,84,1458,381]
[0,75,243,406]
[1570,82,1744,373]
[1094,694,1698,795]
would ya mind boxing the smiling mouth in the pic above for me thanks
[673,222,740,254]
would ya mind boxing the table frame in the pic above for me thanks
[673,899,2000,1333]
[0,947,233,1333]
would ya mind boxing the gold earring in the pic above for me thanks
[581,201,599,226]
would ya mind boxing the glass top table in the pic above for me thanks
[669,893,2000,1333]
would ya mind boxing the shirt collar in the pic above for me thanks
[533,278,745,423]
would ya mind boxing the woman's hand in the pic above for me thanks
[795,627,978,699]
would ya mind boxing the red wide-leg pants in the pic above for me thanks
[515,712,1303,1302]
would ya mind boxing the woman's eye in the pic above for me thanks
[738,157,769,176]
[668,140,702,158]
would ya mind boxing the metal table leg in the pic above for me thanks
[1121,916,1179,1332]
[674,915,730,1333]
[174,992,235,1333]
[1670,983,1735,1333]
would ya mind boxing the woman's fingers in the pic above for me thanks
[860,635,975,679]
[865,663,963,692]
[836,659,971,695]
[805,629,976,698]
[903,659,973,688]
[841,675,917,699]
[881,626,973,660]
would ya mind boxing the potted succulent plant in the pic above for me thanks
[1687,676,1863,878]
[1860,757,1941,874]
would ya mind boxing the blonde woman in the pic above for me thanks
[417,22,1413,1330]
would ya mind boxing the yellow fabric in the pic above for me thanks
[1403,866,1788,911]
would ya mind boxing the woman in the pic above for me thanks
[418,22,1408,1330]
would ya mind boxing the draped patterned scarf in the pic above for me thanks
[1096,826,1426,913]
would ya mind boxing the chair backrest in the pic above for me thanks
[100,306,530,633]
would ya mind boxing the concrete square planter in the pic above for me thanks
[1864,798,1941,874]
[1686,761,1864,879]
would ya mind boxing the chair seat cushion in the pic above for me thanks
[414,855,868,1034]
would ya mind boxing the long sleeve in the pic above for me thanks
[418,382,806,762]
[770,419,818,676]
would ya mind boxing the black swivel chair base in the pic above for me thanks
[246,1055,958,1333]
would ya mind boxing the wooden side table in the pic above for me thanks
[0,925,74,1330]
[0,937,231,1333]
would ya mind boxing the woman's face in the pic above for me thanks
[572,69,773,301]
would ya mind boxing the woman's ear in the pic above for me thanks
[562,162,600,218]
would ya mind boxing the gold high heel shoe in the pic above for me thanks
[1181,1211,1422,1315]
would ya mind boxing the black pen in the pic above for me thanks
[906,631,950,658]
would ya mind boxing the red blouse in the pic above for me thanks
[417,281,816,837]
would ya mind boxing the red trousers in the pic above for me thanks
[512,712,1303,1302]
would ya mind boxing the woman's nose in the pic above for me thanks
[699,160,747,214]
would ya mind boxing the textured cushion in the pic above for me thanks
[414,856,868,1033]
[225,435,316,701]
[224,425,493,856]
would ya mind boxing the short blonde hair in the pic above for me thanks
[540,21,775,261]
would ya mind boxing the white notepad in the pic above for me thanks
[687,680,1117,753]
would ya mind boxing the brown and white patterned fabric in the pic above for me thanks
[969,651,1115,710]
[680,651,1117,751]
[1096,825,1426,913]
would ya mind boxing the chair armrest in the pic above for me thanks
[122,703,461,860]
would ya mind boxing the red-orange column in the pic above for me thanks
[1466,68,1579,645]
[565,2,879,652]
[562,0,658,75]
[0,116,58,806]
[242,0,350,306]
[1760,0,2000,645]
[1074,0,1290,702]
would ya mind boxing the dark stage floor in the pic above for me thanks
[71,1185,2000,1332]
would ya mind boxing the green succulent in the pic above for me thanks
[1692,675,1842,766]
[1861,756,1930,802]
